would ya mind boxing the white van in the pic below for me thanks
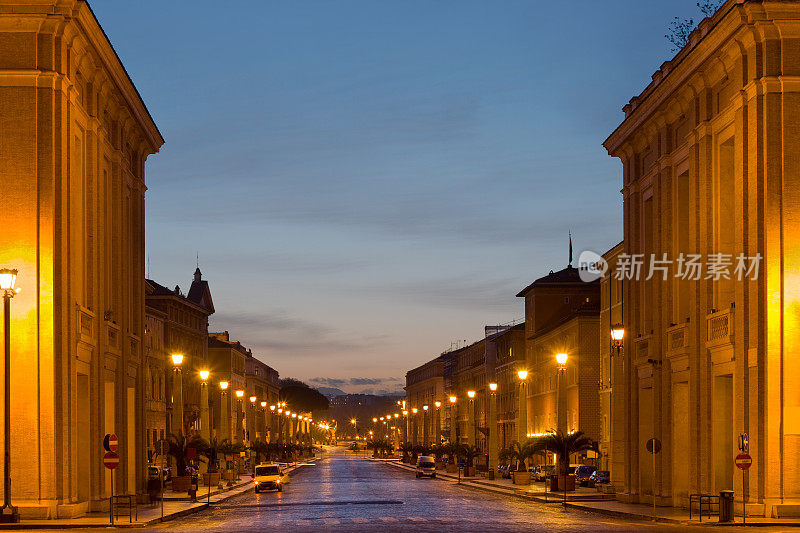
[253,463,290,493]
[416,456,437,479]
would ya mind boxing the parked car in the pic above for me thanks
[147,465,170,482]
[501,464,520,479]
[532,464,555,482]
[588,470,610,486]
[416,456,436,478]
[574,465,597,486]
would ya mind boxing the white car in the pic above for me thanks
[253,463,290,493]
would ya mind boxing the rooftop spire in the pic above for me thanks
[568,230,573,267]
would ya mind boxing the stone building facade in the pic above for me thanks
[405,356,446,444]
[517,266,601,449]
[599,243,624,472]
[144,268,213,448]
[484,324,525,451]
[603,0,800,516]
[244,354,280,442]
[208,332,248,442]
[0,0,162,517]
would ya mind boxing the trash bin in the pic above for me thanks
[549,474,559,492]
[146,478,161,502]
[719,490,734,523]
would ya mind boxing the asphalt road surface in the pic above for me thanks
[147,450,760,532]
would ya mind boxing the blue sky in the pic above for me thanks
[93,0,704,394]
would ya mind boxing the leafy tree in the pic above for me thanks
[665,1,724,52]
[279,379,330,412]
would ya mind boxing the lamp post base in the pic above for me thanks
[0,507,20,523]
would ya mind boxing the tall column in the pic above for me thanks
[411,410,418,444]
[488,386,498,474]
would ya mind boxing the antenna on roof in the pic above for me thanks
[568,230,573,267]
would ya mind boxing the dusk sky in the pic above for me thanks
[94,1,702,395]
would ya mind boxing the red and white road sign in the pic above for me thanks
[735,453,752,470]
[104,433,119,452]
[103,451,120,470]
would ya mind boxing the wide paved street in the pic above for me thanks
[148,450,749,532]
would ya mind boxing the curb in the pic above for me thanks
[0,461,316,529]
[381,461,800,527]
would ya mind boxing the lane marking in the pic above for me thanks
[323,518,340,525]
[378,516,399,522]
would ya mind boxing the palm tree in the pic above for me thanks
[532,430,595,477]
[430,443,446,464]
[399,442,413,463]
[160,432,209,477]
[250,439,270,466]
[459,444,481,469]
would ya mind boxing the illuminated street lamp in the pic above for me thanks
[199,370,211,441]
[434,402,441,444]
[488,383,498,478]
[466,391,476,446]
[0,269,19,522]
[448,396,457,444]
[219,381,230,442]
[234,390,244,442]
[517,370,528,442]
[556,353,568,433]
[171,354,184,436]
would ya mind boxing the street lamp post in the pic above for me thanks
[410,409,418,444]
[402,410,408,443]
[448,396,457,444]
[467,391,476,447]
[0,269,19,523]
[488,383,498,479]
[422,405,429,445]
[517,370,528,443]
[261,401,267,440]
[235,390,244,443]
[556,353,568,434]
[199,371,210,442]
[171,354,184,436]
[434,402,441,445]
[248,396,256,442]
[219,381,229,442]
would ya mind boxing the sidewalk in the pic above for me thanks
[383,459,800,527]
[0,462,311,529]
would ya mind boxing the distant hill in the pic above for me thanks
[317,386,347,398]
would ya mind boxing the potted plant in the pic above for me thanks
[217,439,244,485]
[533,430,595,492]
[202,438,222,487]
[460,444,481,477]
[399,442,413,463]
[161,432,209,492]
[444,444,459,473]
[430,444,446,469]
